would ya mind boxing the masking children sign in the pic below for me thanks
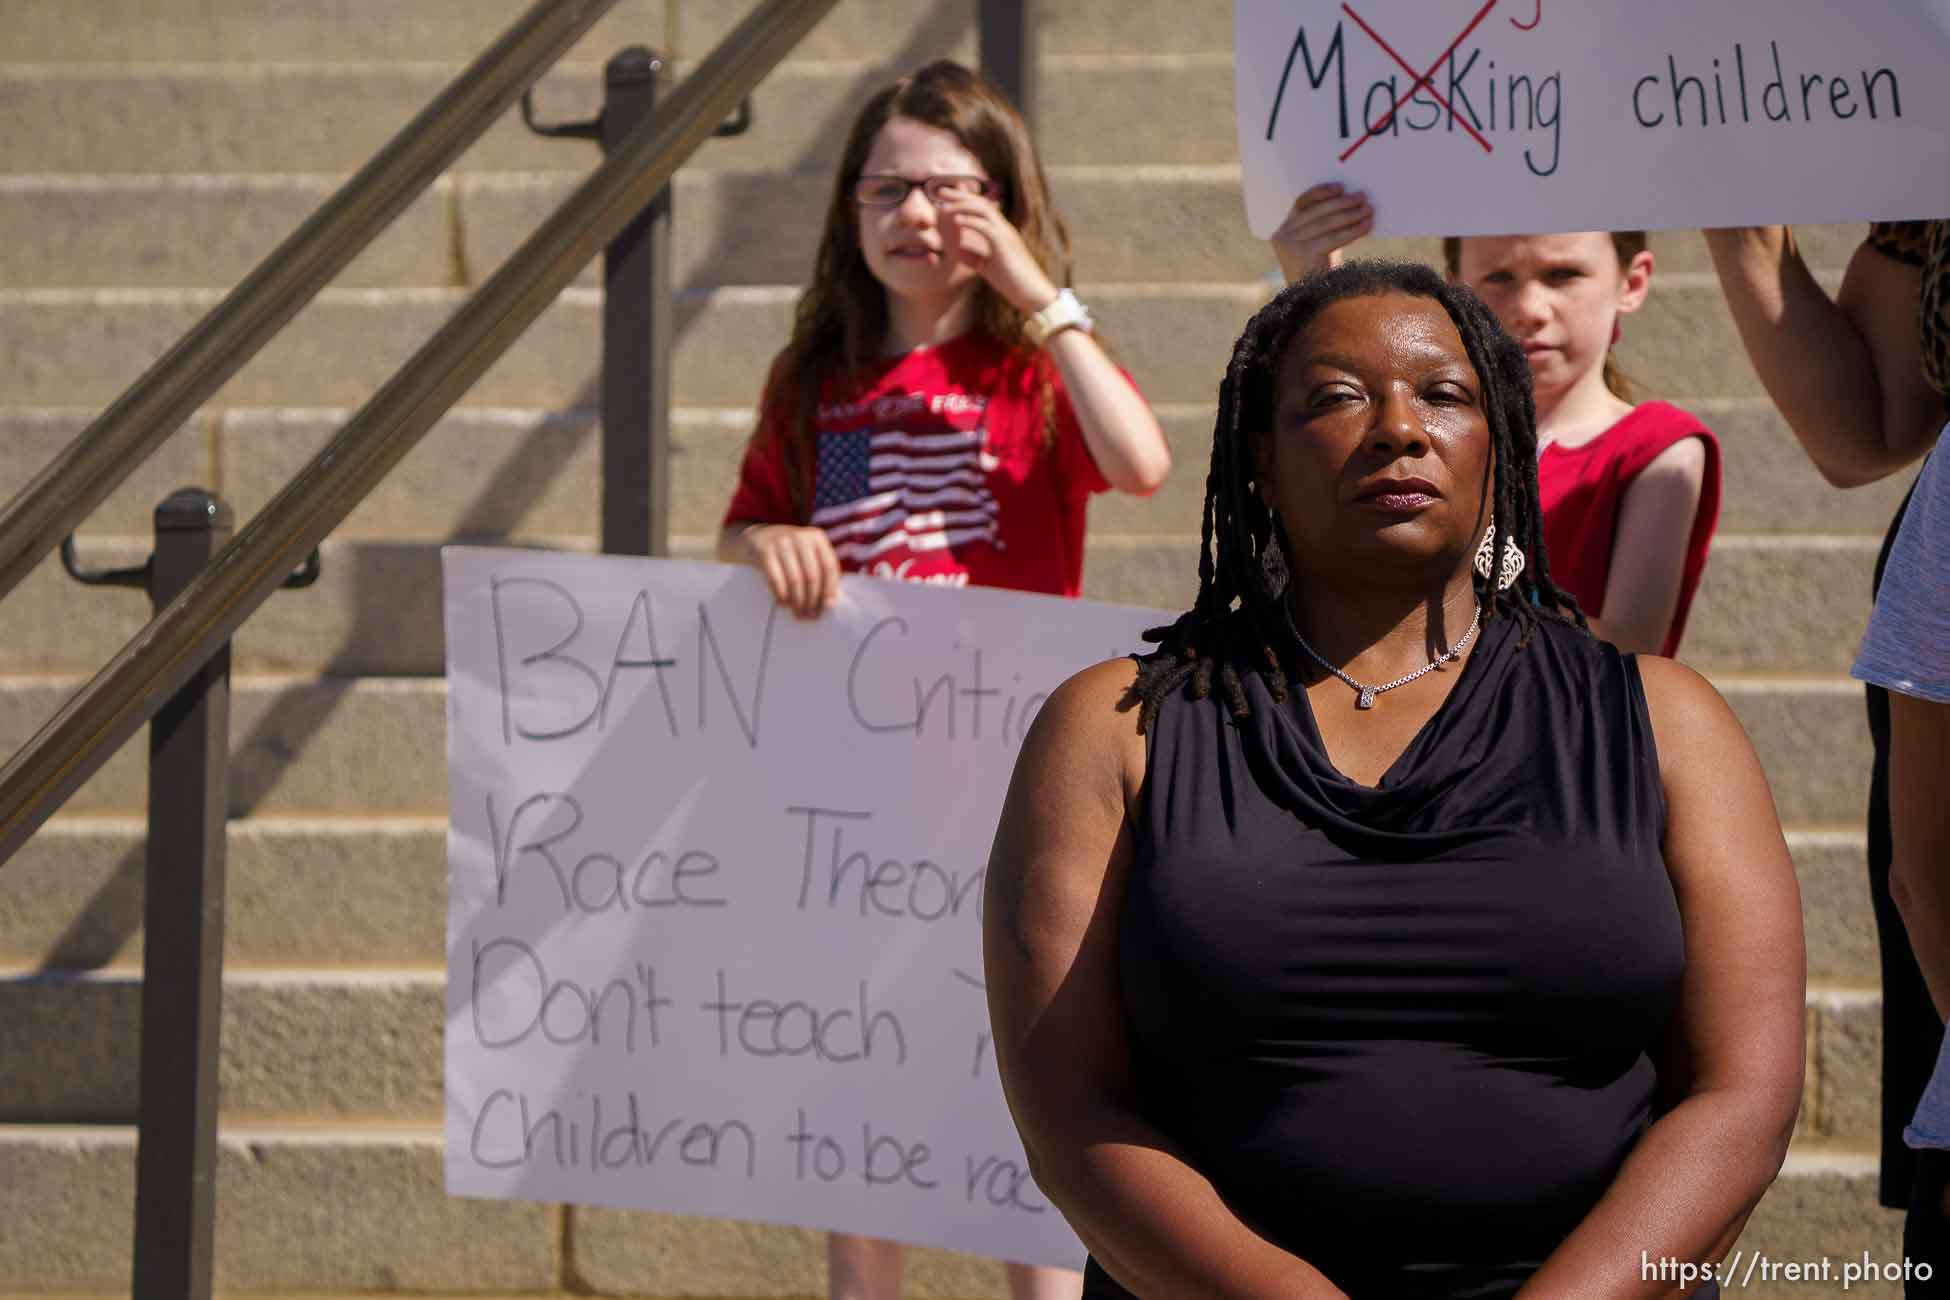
[443,547,1164,1267]
[1234,0,1950,238]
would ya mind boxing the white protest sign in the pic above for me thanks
[443,547,1167,1267]
[1235,0,1950,238]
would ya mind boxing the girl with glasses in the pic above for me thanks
[716,59,1170,1300]
[719,59,1169,619]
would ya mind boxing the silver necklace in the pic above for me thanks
[1287,604,1482,710]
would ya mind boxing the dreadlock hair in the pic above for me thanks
[1126,259,1586,734]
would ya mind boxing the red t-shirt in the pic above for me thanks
[1537,401,1722,658]
[723,331,1115,596]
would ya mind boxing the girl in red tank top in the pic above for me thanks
[1444,233,1721,658]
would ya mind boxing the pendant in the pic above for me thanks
[1356,688,1376,710]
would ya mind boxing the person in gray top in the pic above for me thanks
[1855,445,1950,1227]
[1711,220,1948,1287]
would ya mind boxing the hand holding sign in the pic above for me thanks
[1269,183,1375,281]
[729,523,842,620]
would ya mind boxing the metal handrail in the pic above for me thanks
[0,0,623,605]
[0,0,840,865]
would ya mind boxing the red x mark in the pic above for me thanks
[1337,0,1499,163]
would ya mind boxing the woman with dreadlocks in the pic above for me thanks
[982,262,1804,1298]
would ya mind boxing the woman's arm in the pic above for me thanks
[1587,438,1708,655]
[1703,226,1942,487]
[984,661,1347,1300]
[1516,657,1805,1299]
[1889,692,1950,1019]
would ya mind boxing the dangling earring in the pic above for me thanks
[1611,318,1623,347]
[1262,513,1290,597]
[1474,521,1525,591]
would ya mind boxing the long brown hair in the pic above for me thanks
[761,60,1073,517]
[1442,231,1646,402]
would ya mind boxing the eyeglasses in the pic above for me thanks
[852,173,998,207]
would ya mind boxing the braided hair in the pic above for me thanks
[1126,259,1585,733]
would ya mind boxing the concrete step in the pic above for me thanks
[0,168,1269,291]
[0,406,605,541]
[0,54,1234,177]
[0,1121,1010,1297]
[4,0,666,63]
[1794,831,1879,987]
[0,970,442,1124]
[1715,677,1873,829]
[0,164,1871,291]
[1698,400,1919,536]
[1072,535,1882,676]
[0,283,1260,410]
[0,409,211,536]
[1685,537,1878,673]
[0,963,1880,1135]
[0,817,446,970]
[1613,273,1851,402]
[386,192,1876,293]
[685,39,1226,175]
[0,677,448,819]
[0,1125,1897,1297]
[683,0,1234,62]
[1811,992,1884,1149]
[8,393,1910,563]
[0,536,469,678]
[0,668,1874,826]
[1733,1151,1905,1300]
[0,279,1791,412]
[0,819,1874,981]
[0,175,463,290]
[314,168,1258,290]
[1084,398,1917,540]
[0,529,1883,679]
[0,1126,558,1293]
[0,0,1228,65]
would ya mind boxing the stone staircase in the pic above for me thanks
[0,0,1911,1295]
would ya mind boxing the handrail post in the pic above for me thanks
[600,48,672,557]
[979,0,1039,130]
[130,490,233,1300]
[526,44,751,557]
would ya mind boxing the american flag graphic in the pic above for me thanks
[811,422,1002,564]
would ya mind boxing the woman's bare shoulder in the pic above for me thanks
[1633,654,1772,811]
[1048,655,1143,709]
[1634,654,1732,733]
[1018,656,1150,801]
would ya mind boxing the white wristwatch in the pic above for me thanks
[1022,288,1094,348]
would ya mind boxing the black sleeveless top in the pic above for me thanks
[1084,613,1696,1299]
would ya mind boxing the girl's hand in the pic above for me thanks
[735,523,841,619]
[1271,183,1373,283]
[935,190,1061,315]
